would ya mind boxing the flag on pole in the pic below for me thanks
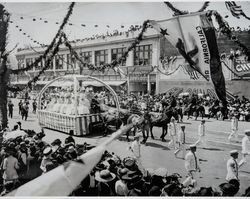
[149,12,227,109]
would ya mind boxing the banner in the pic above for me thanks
[233,55,250,78]
[150,12,227,109]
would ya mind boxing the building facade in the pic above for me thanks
[13,28,250,98]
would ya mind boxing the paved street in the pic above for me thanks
[7,98,250,195]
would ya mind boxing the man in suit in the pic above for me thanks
[182,145,200,188]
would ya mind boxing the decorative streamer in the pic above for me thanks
[207,10,250,60]
[10,2,75,74]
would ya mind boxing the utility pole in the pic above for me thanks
[0,4,9,129]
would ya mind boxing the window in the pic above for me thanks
[34,57,43,70]
[80,51,92,64]
[111,47,126,66]
[95,50,108,66]
[134,44,152,66]
[55,54,64,70]
[66,54,76,70]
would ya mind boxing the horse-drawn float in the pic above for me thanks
[37,75,120,136]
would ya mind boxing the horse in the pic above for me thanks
[185,104,205,120]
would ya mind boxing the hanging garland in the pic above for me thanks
[62,20,150,74]
[206,10,250,60]
[8,34,63,92]
[10,2,75,75]
[164,1,210,16]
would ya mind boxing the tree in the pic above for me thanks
[0,4,9,129]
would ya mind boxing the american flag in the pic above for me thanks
[181,63,200,80]
[225,1,250,20]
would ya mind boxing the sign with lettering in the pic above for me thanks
[233,56,250,78]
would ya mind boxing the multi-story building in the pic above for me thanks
[12,28,250,98]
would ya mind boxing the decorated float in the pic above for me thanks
[37,75,120,136]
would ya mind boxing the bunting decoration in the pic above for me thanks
[62,20,150,75]
[10,2,75,75]
[164,1,210,16]
[225,1,250,20]
[149,12,228,112]
[207,10,250,60]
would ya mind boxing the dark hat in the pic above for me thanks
[201,120,205,123]
[244,129,250,136]
[121,170,142,182]
[180,125,185,128]
[17,122,21,125]
[219,183,237,196]
[148,186,161,196]
[189,144,196,149]
[51,139,62,146]
[95,169,116,182]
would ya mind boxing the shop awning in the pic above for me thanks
[80,80,126,87]
[11,80,127,87]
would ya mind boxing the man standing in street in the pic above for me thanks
[174,125,186,159]
[239,130,250,168]
[18,100,23,115]
[194,120,206,148]
[167,117,177,149]
[32,100,37,114]
[8,100,14,118]
[183,145,200,188]
[129,134,145,175]
[228,114,239,142]
[226,150,241,182]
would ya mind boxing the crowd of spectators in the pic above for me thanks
[119,92,250,122]
[0,122,249,196]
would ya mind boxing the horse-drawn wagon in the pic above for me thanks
[37,75,120,136]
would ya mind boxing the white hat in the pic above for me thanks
[230,150,238,155]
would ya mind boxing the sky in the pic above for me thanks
[2,1,250,63]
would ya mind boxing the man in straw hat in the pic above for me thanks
[239,129,250,168]
[183,144,201,188]
[40,147,53,174]
[95,169,116,196]
[226,150,242,182]
[228,114,239,142]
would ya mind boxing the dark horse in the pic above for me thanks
[186,104,205,120]
[148,107,179,142]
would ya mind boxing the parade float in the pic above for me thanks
[37,75,120,136]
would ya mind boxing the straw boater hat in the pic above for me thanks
[43,147,52,156]
[95,169,116,182]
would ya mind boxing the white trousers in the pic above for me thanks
[174,143,186,158]
[239,153,250,168]
[195,135,206,147]
[228,129,238,141]
[168,135,176,149]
